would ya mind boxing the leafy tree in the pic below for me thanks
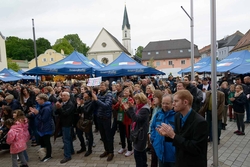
[148,57,156,68]
[6,36,51,61]
[36,37,51,56]
[7,58,20,72]
[136,46,144,58]
[64,34,90,55]
[52,38,74,55]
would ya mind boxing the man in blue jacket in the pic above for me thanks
[151,94,176,167]
[92,81,114,161]
[158,90,208,167]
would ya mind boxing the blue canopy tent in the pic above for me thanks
[90,58,105,68]
[95,52,165,77]
[24,51,100,75]
[0,68,22,82]
[229,51,250,74]
[17,69,25,74]
[196,50,250,73]
[178,57,212,74]
[8,69,36,80]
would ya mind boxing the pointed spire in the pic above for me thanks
[122,5,130,30]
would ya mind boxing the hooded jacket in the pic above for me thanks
[150,109,176,163]
[35,101,55,136]
[6,120,29,154]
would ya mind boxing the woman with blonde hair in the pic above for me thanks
[123,92,150,167]
[146,84,155,106]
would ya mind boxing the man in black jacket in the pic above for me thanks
[55,92,75,164]
[158,90,208,167]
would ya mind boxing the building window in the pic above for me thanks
[156,61,160,66]
[188,49,191,52]
[148,52,151,55]
[156,51,159,54]
[42,58,46,62]
[125,30,127,37]
[147,62,149,66]
[169,61,173,65]
[168,50,171,54]
[181,60,185,64]
[180,50,183,53]
[50,58,54,62]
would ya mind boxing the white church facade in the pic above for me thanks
[87,5,132,65]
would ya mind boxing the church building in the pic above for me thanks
[87,5,132,65]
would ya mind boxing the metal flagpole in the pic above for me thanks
[210,0,219,166]
[32,19,38,86]
[181,0,194,80]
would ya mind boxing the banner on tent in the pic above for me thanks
[87,77,102,86]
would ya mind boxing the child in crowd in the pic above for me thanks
[5,116,29,167]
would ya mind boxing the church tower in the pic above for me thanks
[122,5,132,55]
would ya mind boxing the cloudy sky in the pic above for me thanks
[1,0,250,53]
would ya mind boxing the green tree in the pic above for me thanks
[7,58,20,72]
[136,46,144,58]
[64,34,90,55]
[148,57,156,68]
[6,36,51,61]
[36,37,51,56]
[52,38,74,55]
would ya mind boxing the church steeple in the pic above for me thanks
[122,5,132,55]
[122,5,130,30]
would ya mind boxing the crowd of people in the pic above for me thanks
[0,74,249,167]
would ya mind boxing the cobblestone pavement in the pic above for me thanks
[0,120,249,167]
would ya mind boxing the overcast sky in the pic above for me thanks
[1,0,250,53]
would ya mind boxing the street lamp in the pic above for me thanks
[181,0,194,81]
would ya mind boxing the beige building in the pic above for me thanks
[0,32,8,70]
[29,49,65,69]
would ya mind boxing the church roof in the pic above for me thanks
[122,5,130,30]
[104,28,131,55]
[0,31,5,40]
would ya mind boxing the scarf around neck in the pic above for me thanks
[235,90,243,97]
[131,103,145,130]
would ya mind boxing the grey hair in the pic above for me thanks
[62,92,70,97]
[162,94,173,103]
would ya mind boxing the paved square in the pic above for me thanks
[0,120,249,167]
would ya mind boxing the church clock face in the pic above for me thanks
[102,42,107,47]
[101,57,109,64]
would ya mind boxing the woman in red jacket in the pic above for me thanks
[115,87,134,157]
